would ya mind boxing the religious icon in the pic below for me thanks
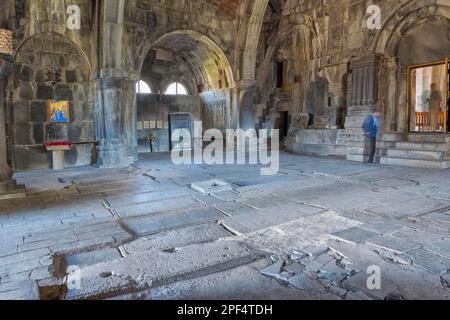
[48,100,70,124]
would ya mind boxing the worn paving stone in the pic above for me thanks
[238,198,279,210]
[115,197,202,218]
[405,248,450,274]
[424,211,450,223]
[331,227,378,244]
[223,204,325,234]
[66,248,123,269]
[211,191,241,202]
[441,273,450,287]
[123,208,224,237]
[390,229,442,245]
[424,239,450,259]
[0,256,52,279]
[212,202,256,216]
[18,235,79,253]
[359,222,403,235]
[343,270,398,300]
[124,223,232,252]
[0,280,40,300]
[192,194,227,205]
[367,235,422,254]
[106,188,196,208]
[0,248,51,267]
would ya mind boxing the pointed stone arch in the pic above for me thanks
[139,30,235,92]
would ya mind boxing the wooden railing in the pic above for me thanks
[415,111,446,132]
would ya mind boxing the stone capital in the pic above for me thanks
[236,79,257,91]
[350,54,383,71]
[94,68,132,80]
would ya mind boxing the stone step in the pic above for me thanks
[0,181,27,201]
[386,149,445,161]
[380,133,407,142]
[377,141,395,149]
[406,134,446,143]
[394,142,448,152]
[380,157,450,169]
[291,143,346,157]
[65,241,256,300]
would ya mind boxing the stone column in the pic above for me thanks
[94,0,136,168]
[0,54,25,199]
[238,81,257,130]
[94,77,135,168]
[384,58,399,132]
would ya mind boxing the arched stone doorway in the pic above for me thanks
[136,30,236,153]
[374,2,450,134]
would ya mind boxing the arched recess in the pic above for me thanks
[9,32,93,171]
[370,1,450,132]
[136,30,236,153]
[254,24,321,129]
[139,30,235,92]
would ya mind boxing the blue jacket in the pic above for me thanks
[363,115,378,139]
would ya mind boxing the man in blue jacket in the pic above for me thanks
[362,108,382,164]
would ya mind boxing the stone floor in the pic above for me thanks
[1,152,450,300]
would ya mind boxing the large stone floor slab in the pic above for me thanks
[222,204,325,234]
[122,208,224,237]
[123,223,232,252]
[0,280,40,300]
[331,227,379,244]
[66,241,255,300]
[115,197,202,218]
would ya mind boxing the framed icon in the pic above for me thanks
[48,100,70,124]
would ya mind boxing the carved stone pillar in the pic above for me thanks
[0,54,25,199]
[383,57,399,132]
[94,0,136,168]
[342,54,382,163]
[94,77,136,168]
[238,81,257,130]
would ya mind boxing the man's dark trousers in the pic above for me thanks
[368,137,376,164]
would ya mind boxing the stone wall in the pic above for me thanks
[137,94,200,153]
[201,90,232,132]
[254,0,450,157]
[141,49,197,95]
[10,32,93,170]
